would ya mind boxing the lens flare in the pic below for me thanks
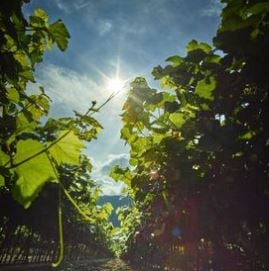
[107,78,125,91]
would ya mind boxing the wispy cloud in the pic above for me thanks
[55,0,71,14]
[201,0,223,17]
[97,20,113,36]
[91,153,129,195]
[32,63,129,195]
[55,0,90,14]
[35,64,105,116]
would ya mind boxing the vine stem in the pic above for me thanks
[5,90,120,170]
[52,185,64,268]
[46,151,64,267]
[60,184,92,223]
[6,130,71,169]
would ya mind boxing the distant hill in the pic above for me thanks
[98,195,132,226]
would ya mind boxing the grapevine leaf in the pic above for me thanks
[110,166,127,181]
[195,76,216,100]
[103,202,113,215]
[49,130,84,165]
[0,176,4,187]
[19,70,35,82]
[0,148,9,166]
[26,95,50,120]
[49,20,70,51]
[110,166,132,186]
[187,40,211,53]
[34,8,48,22]
[0,149,9,187]
[169,113,185,129]
[14,50,29,68]
[166,55,183,67]
[16,112,37,134]
[77,114,103,129]
[121,126,132,140]
[239,131,256,140]
[13,139,57,208]
[6,88,20,103]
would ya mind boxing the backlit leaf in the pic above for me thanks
[34,8,48,22]
[0,149,9,166]
[49,130,84,165]
[13,139,57,208]
[49,20,70,51]
[195,76,216,100]
[187,40,211,54]
[6,88,20,103]
[166,55,183,67]
[0,176,4,187]
[19,70,35,82]
[169,113,185,129]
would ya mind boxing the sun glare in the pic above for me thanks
[107,77,125,91]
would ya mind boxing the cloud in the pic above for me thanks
[201,0,223,17]
[55,0,90,13]
[55,0,71,13]
[55,1,113,36]
[91,153,129,195]
[99,153,129,175]
[98,20,113,36]
[35,64,104,116]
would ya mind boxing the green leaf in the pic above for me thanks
[169,113,185,129]
[4,34,17,52]
[152,132,165,144]
[49,20,70,51]
[34,8,48,22]
[110,166,127,181]
[132,137,151,156]
[0,152,8,188]
[19,70,35,82]
[13,139,57,208]
[121,126,132,140]
[16,112,37,135]
[0,149,9,166]
[14,50,30,68]
[130,77,149,89]
[26,94,50,120]
[29,16,45,27]
[166,55,183,67]
[6,88,20,103]
[0,176,4,187]
[195,76,216,100]
[129,158,138,166]
[103,202,113,215]
[187,40,211,54]
[246,2,269,16]
[75,112,103,129]
[49,130,84,165]
[204,54,221,66]
[110,166,132,186]
[239,131,256,140]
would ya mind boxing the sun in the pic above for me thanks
[107,77,125,91]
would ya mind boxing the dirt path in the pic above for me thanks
[1,259,139,271]
[58,258,137,271]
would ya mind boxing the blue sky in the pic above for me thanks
[24,0,222,194]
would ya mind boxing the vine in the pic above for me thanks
[0,0,114,266]
[112,0,269,269]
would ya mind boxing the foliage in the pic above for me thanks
[105,202,142,256]
[0,0,113,266]
[112,0,269,269]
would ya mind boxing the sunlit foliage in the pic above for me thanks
[112,0,269,269]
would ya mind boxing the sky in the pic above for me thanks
[24,0,222,195]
